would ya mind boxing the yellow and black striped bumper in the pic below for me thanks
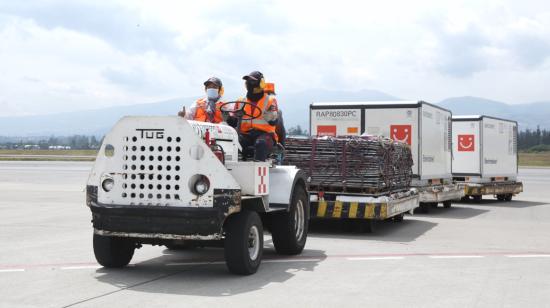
[312,200,389,220]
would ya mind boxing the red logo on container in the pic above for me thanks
[458,134,475,152]
[317,125,337,136]
[390,125,412,145]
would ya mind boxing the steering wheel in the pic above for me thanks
[219,101,263,120]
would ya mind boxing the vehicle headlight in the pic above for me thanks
[193,176,210,195]
[102,178,115,192]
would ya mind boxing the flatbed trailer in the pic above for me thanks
[457,180,523,202]
[308,190,419,232]
[417,183,464,207]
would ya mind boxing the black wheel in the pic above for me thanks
[472,195,482,203]
[393,213,405,222]
[271,185,309,255]
[504,194,513,202]
[93,233,135,268]
[360,219,377,233]
[224,211,263,275]
[443,201,452,208]
[496,194,505,201]
[419,203,431,213]
[430,202,439,208]
[460,196,470,202]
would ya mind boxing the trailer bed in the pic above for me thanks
[311,193,419,220]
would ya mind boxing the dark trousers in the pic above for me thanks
[240,130,275,161]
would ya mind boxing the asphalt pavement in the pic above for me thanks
[0,161,549,308]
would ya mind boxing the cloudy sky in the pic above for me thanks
[1,0,550,116]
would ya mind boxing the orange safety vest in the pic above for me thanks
[193,98,224,123]
[239,94,279,142]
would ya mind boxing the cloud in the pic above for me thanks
[0,1,179,54]
[2,0,550,117]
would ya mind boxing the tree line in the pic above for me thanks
[0,135,102,150]
[1,127,550,151]
[518,127,550,151]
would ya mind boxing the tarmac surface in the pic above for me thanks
[0,161,549,307]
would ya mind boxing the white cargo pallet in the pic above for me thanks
[452,115,518,183]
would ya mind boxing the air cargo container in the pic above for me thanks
[310,101,464,210]
[452,115,523,202]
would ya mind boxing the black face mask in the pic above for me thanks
[246,80,264,102]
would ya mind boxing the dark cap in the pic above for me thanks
[242,71,264,81]
[203,77,222,88]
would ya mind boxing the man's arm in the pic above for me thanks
[265,98,279,126]
[179,101,198,120]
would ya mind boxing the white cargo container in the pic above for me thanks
[452,115,523,202]
[310,101,464,208]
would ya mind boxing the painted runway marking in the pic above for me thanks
[347,256,404,261]
[506,254,550,258]
[2,252,550,272]
[60,266,102,270]
[0,269,25,273]
[264,258,322,263]
[166,261,225,266]
[429,255,484,259]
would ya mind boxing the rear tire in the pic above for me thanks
[224,211,263,275]
[93,234,135,268]
[271,185,309,255]
[443,201,452,208]
[496,194,505,201]
[472,195,482,203]
[504,194,513,202]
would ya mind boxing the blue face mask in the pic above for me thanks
[206,88,219,100]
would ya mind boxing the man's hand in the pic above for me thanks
[177,107,186,118]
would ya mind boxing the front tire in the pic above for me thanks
[443,201,452,208]
[472,195,482,203]
[224,211,263,275]
[93,234,135,268]
[271,185,309,255]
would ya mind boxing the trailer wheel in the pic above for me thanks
[393,213,405,222]
[419,203,431,213]
[271,185,309,255]
[93,234,135,268]
[224,211,263,275]
[360,219,377,233]
[472,195,482,203]
[496,194,505,201]
[504,194,513,202]
[443,201,452,208]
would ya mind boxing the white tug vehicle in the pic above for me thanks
[86,102,309,275]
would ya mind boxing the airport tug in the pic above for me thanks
[86,102,309,275]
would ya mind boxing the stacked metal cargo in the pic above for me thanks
[284,136,413,194]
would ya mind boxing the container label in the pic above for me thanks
[317,125,337,136]
[458,134,475,152]
[390,125,412,145]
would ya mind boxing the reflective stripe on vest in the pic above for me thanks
[240,94,278,141]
